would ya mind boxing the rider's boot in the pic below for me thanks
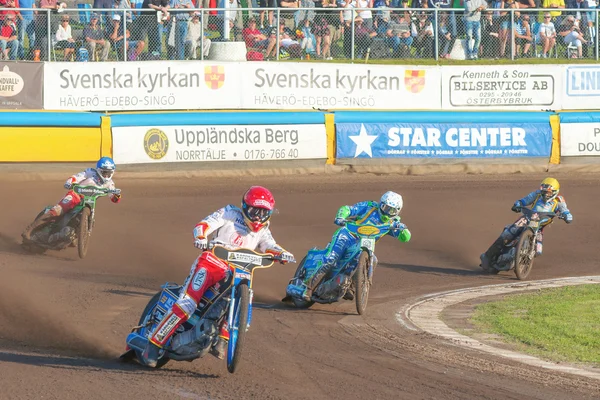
[343,282,355,301]
[210,322,229,360]
[481,237,505,266]
[302,261,335,301]
[21,211,54,241]
[143,306,188,367]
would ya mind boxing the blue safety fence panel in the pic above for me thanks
[109,112,326,127]
[0,112,102,127]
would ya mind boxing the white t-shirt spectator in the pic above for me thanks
[539,21,556,38]
[56,24,73,41]
[357,0,372,20]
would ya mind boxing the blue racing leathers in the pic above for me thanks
[500,190,572,256]
[302,201,410,298]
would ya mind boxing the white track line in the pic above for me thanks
[398,276,600,380]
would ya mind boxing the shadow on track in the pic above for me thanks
[0,232,75,262]
[0,350,219,379]
[379,262,484,277]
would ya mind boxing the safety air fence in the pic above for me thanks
[1,62,600,165]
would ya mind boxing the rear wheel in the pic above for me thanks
[514,230,535,280]
[227,283,250,374]
[134,292,170,369]
[354,251,370,315]
[77,208,91,259]
[291,256,314,309]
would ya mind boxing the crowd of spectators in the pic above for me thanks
[0,0,597,61]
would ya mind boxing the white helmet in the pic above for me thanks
[379,191,403,220]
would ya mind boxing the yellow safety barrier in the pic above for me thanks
[0,127,102,162]
[325,113,336,165]
[100,116,113,158]
[549,114,561,165]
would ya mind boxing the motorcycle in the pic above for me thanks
[21,184,121,259]
[283,222,395,315]
[480,207,558,280]
[120,242,294,373]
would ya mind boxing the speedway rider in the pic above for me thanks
[301,191,411,302]
[21,157,121,242]
[480,177,573,269]
[143,186,295,367]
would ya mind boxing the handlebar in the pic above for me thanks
[207,240,296,264]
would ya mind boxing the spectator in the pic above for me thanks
[141,0,170,54]
[516,0,534,8]
[17,0,35,59]
[480,9,499,58]
[259,0,276,28]
[411,11,433,58]
[558,14,586,57]
[356,0,373,29]
[0,13,18,59]
[279,20,303,56]
[385,11,412,57]
[538,12,556,57]
[295,0,315,27]
[185,11,211,58]
[352,15,376,58]
[312,14,331,59]
[298,17,316,54]
[242,18,277,58]
[84,13,111,61]
[169,0,193,60]
[55,14,75,61]
[497,0,515,58]
[438,17,453,57]
[464,0,486,60]
[540,0,564,19]
[0,0,20,21]
[34,0,61,60]
[110,13,145,60]
[513,11,532,57]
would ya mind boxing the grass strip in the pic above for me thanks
[471,284,600,366]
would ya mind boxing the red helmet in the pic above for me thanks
[241,186,275,232]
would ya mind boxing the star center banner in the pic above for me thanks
[336,122,552,159]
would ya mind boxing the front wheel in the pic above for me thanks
[514,230,535,280]
[354,251,370,315]
[77,207,91,259]
[135,292,170,369]
[227,283,250,374]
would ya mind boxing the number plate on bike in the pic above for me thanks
[360,238,375,251]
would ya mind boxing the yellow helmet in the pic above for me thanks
[540,177,560,201]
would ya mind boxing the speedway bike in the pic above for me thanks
[21,184,121,259]
[283,222,396,315]
[481,207,559,280]
[120,241,294,373]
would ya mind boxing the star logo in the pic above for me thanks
[349,124,378,158]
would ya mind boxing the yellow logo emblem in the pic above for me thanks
[357,226,380,235]
[143,128,169,160]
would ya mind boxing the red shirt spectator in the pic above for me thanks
[0,16,17,38]
[242,19,268,47]
[0,0,21,21]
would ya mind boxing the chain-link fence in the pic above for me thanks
[0,5,597,62]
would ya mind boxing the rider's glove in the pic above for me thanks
[391,220,407,231]
[562,212,573,224]
[194,237,208,250]
[334,217,346,226]
[64,182,72,190]
[111,193,121,203]
[280,251,295,264]
[511,202,522,213]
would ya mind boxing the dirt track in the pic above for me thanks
[1,172,599,400]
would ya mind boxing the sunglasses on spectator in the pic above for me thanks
[544,15,551,18]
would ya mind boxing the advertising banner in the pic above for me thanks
[112,124,327,164]
[560,122,600,156]
[238,63,441,110]
[336,123,552,159]
[563,65,600,109]
[441,65,560,110]
[0,62,43,109]
[43,62,242,111]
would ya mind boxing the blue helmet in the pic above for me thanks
[96,157,116,183]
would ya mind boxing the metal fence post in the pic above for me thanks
[510,9,514,61]
[46,9,51,61]
[434,9,439,61]
[201,9,205,61]
[276,8,280,60]
[350,8,355,61]
[123,10,128,61]
[596,9,599,61]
